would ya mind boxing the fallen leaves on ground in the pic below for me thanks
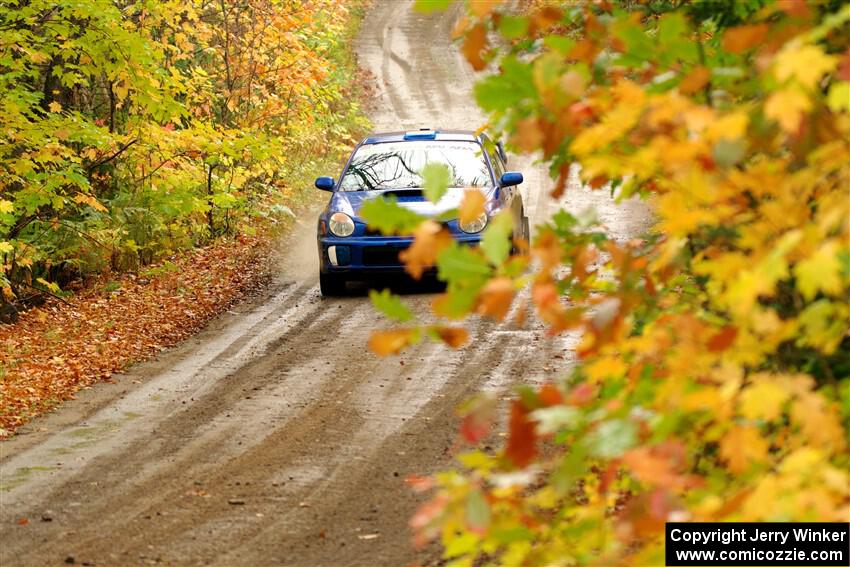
[0,234,275,438]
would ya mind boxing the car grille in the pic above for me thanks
[363,221,451,237]
[362,246,407,266]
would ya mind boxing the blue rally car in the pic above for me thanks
[315,129,528,296]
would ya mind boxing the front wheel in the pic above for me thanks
[320,272,347,296]
[512,214,531,254]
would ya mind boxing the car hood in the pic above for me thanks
[329,187,496,219]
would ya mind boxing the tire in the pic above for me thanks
[512,213,531,254]
[320,272,346,296]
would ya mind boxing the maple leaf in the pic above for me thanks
[679,66,711,95]
[793,241,842,300]
[458,189,486,225]
[773,44,837,90]
[722,24,768,54]
[720,425,768,474]
[505,400,537,468]
[764,86,811,132]
[469,0,502,18]
[461,24,488,71]
[739,378,789,422]
[623,446,685,490]
[399,220,453,279]
[431,325,469,349]
[47,101,62,113]
[476,277,514,320]
[707,326,737,352]
[458,395,495,444]
[368,329,418,357]
[0,200,13,214]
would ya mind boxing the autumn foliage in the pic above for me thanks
[368,0,850,564]
[0,0,368,308]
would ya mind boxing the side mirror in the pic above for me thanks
[500,172,523,187]
[315,176,335,191]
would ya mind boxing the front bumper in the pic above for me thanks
[318,234,481,275]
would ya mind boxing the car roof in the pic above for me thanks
[362,129,479,145]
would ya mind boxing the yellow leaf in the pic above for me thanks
[459,189,486,224]
[48,101,62,113]
[765,86,811,132]
[739,378,789,422]
[794,241,843,300]
[585,356,627,382]
[791,392,846,451]
[0,200,13,214]
[0,241,13,254]
[73,194,108,213]
[720,425,768,474]
[773,44,837,90]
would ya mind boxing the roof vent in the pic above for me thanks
[404,129,437,140]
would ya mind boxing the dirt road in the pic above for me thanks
[0,2,650,565]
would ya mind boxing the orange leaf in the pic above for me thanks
[532,230,561,271]
[405,474,435,492]
[679,66,711,95]
[399,220,453,279]
[719,425,768,474]
[722,24,768,54]
[432,326,469,348]
[538,382,563,407]
[550,163,570,199]
[568,39,597,63]
[461,23,488,71]
[505,400,537,468]
[477,277,514,321]
[511,118,543,153]
[469,0,502,18]
[17,518,29,525]
[531,6,562,33]
[459,189,486,224]
[622,442,692,490]
[368,329,416,356]
[707,326,737,352]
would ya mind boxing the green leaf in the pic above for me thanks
[587,419,637,459]
[437,243,492,285]
[421,162,451,204]
[713,138,748,167]
[499,16,529,40]
[465,489,491,532]
[435,284,480,319]
[360,196,426,235]
[369,288,415,323]
[480,210,513,266]
[413,0,452,13]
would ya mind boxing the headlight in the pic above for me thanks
[328,212,355,237]
[460,213,488,234]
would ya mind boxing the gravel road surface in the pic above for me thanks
[0,2,650,565]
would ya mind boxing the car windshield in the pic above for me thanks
[338,140,490,191]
